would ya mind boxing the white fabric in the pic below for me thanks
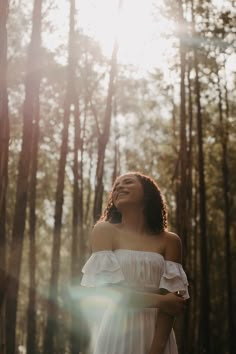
[81,250,125,287]
[159,260,189,300]
[80,249,189,354]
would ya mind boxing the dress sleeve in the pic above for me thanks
[159,260,190,300]
[80,250,125,287]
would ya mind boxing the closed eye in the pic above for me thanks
[124,179,134,184]
[113,178,135,191]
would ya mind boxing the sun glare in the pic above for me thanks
[43,0,175,73]
[77,0,175,71]
[43,0,235,80]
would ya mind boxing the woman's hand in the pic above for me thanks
[160,292,186,316]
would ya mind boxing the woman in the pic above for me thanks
[80,172,189,354]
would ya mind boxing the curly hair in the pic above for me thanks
[100,172,168,235]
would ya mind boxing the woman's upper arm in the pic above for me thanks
[89,221,114,252]
[164,232,182,264]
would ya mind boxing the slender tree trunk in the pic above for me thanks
[184,56,194,353]
[0,0,9,303]
[187,58,193,251]
[85,148,93,227]
[70,101,83,354]
[112,99,120,183]
[216,64,234,354]
[190,0,210,351]
[69,3,84,352]
[71,102,82,279]
[176,0,188,258]
[0,2,9,354]
[43,85,70,354]
[43,1,77,352]
[175,4,189,351]
[192,168,199,354]
[5,1,42,353]
[93,0,123,221]
[26,97,40,354]
[93,40,118,221]
[194,47,210,354]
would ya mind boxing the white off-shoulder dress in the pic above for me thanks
[79,249,189,354]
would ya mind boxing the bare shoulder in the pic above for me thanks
[164,231,182,244]
[89,221,115,252]
[162,231,182,263]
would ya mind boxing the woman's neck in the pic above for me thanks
[119,206,148,235]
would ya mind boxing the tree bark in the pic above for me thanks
[112,99,120,183]
[85,148,93,227]
[176,0,188,259]
[0,2,9,354]
[43,1,78,352]
[5,1,42,353]
[194,45,210,354]
[93,0,123,222]
[69,2,84,353]
[216,62,234,354]
[26,96,40,354]
[93,41,118,221]
[0,0,9,305]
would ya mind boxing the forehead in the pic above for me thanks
[114,174,139,185]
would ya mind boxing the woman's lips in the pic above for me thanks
[117,191,129,199]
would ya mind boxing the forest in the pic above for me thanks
[0,0,236,353]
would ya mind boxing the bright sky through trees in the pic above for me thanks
[43,0,235,80]
[78,0,176,70]
[44,0,176,73]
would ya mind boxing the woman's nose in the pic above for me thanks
[115,183,125,193]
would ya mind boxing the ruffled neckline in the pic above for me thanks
[114,249,164,259]
[92,249,184,267]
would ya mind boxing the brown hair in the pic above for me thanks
[100,172,168,234]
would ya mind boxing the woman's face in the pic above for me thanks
[112,174,144,211]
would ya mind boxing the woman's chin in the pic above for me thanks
[115,200,129,211]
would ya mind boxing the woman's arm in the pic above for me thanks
[149,311,175,354]
[149,232,185,354]
[76,284,185,316]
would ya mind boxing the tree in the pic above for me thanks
[193,27,210,354]
[0,1,9,353]
[5,1,43,353]
[93,0,124,221]
[216,59,234,354]
[0,0,9,309]
[93,40,118,221]
[43,1,80,352]
[176,0,188,259]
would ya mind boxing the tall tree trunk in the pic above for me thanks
[5,1,42,353]
[69,3,84,353]
[0,2,9,353]
[0,0,9,305]
[112,99,120,183]
[192,168,199,354]
[71,100,82,280]
[93,0,123,221]
[184,55,194,353]
[176,0,188,258]
[43,1,77,352]
[70,100,83,354]
[216,63,234,354]
[93,40,118,221]
[85,148,93,227]
[187,58,193,257]
[194,46,210,354]
[175,3,189,351]
[26,98,40,353]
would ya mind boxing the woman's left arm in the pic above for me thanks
[149,309,175,354]
[149,233,184,354]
